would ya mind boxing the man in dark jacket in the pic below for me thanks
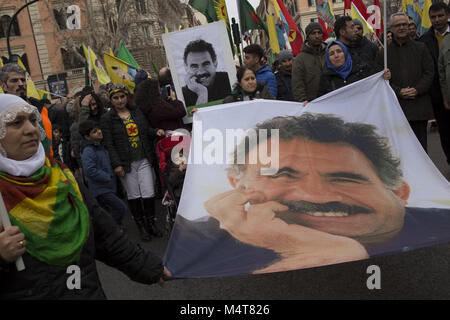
[376,12,434,152]
[420,2,450,164]
[275,50,295,101]
[351,19,380,68]
[243,44,277,98]
[292,22,327,104]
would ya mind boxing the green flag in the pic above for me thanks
[189,0,217,22]
[238,0,269,36]
[117,42,140,69]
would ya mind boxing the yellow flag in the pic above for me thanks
[351,2,374,37]
[103,53,137,93]
[88,48,111,84]
[266,14,280,54]
[82,43,92,71]
[421,0,432,29]
[0,58,3,94]
[17,57,41,100]
[109,48,114,56]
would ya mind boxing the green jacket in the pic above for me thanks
[292,42,326,102]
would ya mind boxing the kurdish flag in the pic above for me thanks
[104,52,137,93]
[0,157,90,266]
[17,58,41,100]
[117,42,140,69]
[82,44,111,85]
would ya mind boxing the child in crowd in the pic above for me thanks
[79,119,127,228]
[52,124,71,167]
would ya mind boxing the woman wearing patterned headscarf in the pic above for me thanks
[0,94,169,299]
[317,40,390,97]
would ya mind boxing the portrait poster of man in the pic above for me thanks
[163,72,450,278]
[162,21,236,117]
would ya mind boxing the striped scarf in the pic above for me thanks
[0,156,90,266]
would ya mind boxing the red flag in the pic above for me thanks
[318,18,333,41]
[276,0,303,55]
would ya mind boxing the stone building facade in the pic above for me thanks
[0,0,197,93]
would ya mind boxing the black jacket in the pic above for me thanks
[317,59,372,97]
[419,24,450,104]
[0,177,163,299]
[276,70,295,101]
[100,103,159,172]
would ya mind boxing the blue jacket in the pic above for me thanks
[81,140,116,197]
[255,65,277,98]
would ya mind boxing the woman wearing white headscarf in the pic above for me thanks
[0,94,169,299]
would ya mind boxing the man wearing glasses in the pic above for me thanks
[376,13,434,153]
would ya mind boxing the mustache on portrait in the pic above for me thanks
[195,73,211,81]
[278,200,374,215]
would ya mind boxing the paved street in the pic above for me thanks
[97,127,450,300]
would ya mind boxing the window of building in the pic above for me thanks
[53,9,67,30]
[310,18,318,23]
[61,48,84,70]
[142,25,150,38]
[332,0,343,2]
[308,0,316,7]
[136,0,147,14]
[0,15,20,38]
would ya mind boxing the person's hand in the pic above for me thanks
[169,88,176,101]
[204,188,369,273]
[156,129,165,137]
[0,221,26,263]
[301,101,309,107]
[114,166,125,177]
[158,266,172,288]
[178,162,187,172]
[399,87,417,99]
[383,68,391,80]
[189,108,198,116]
[185,75,208,104]
[81,94,92,107]
[444,100,450,110]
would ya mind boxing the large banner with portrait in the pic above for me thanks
[163,72,450,278]
[162,21,237,122]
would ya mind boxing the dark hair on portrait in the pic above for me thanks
[183,39,217,64]
[429,2,450,14]
[228,113,404,190]
[243,44,265,59]
[79,119,100,138]
[334,15,353,38]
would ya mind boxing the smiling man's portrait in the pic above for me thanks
[165,113,450,277]
[181,39,232,107]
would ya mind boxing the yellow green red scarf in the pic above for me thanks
[0,156,90,266]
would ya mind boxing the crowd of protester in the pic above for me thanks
[1,2,450,299]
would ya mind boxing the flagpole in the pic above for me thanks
[236,0,244,64]
[383,0,387,70]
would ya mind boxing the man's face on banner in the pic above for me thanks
[228,138,410,244]
[184,51,218,87]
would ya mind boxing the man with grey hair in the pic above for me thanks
[376,12,434,153]
[0,63,27,99]
[165,113,450,277]
[0,63,53,155]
